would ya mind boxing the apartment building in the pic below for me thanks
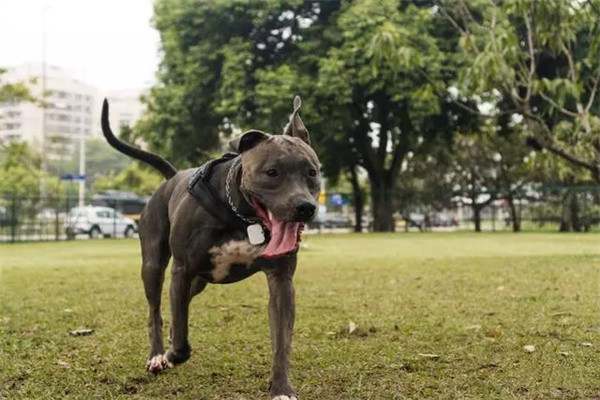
[105,88,148,131]
[0,63,98,155]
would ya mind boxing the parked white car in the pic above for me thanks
[65,206,136,239]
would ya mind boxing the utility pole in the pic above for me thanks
[78,133,86,207]
[40,4,49,199]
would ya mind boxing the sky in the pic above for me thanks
[0,0,160,91]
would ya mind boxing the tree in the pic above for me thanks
[94,162,163,197]
[0,142,63,199]
[143,1,476,231]
[142,1,375,226]
[313,0,467,231]
[394,143,455,230]
[441,0,600,180]
[138,1,334,167]
[0,142,42,197]
[449,121,533,232]
[527,148,595,232]
[85,138,132,187]
[0,68,32,103]
[449,132,499,232]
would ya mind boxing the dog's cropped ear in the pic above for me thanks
[229,130,269,153]
[283,95,310,145]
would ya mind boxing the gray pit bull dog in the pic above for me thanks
[101,96,320,400]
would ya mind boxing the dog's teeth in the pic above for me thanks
[267,210,273,220]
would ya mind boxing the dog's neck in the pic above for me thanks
[218,157,257,223]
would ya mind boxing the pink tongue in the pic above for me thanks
[261,217,300,258]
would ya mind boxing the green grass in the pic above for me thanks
[1,233,600,399]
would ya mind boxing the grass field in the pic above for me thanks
[1,233,600,399]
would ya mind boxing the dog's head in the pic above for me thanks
[230,96,321,257]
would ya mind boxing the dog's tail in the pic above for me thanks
[101,99,177,179]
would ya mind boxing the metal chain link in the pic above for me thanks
[225,157,257,225]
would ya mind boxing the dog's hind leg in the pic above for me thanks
[140,206,172,374]
[164,257,193,366]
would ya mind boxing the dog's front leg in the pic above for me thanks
[265,257,297,400]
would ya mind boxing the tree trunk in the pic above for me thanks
[507,195,521,232]
[560,191,582,232]
[473,206,482,232]
[370,179,395,232]
[569,191,582,232]
[349,166,364,233]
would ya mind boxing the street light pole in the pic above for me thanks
[51,129,87,207]
[78,133,86,207]
[40,4,50,199]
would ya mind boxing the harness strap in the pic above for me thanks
[187,153,246,229]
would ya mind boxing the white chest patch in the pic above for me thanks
[209,240,263,282]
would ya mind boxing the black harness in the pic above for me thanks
[187,153,299,266]
[187,153,254,230]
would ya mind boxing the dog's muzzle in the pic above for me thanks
[294,202,316,222]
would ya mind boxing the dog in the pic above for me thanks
[101,96,320,400]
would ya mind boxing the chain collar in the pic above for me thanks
[225,157,258,225]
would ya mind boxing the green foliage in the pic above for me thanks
[144,0,600,229]
[85,138,132,184]
[444,0,600,179]
[0,68,33,103]
[0,142,42,197]
[143,0,474,231]
[138,0,314,167]
[94,162,163,196]
[450,127,532,202]
[0,142,64,199]
[394,144,454,216]
[312,0,470,230]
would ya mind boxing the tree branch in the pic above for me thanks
[585,68,600,113]
[533,137,597,173]
[436,2,481,54]
[523,13,536,102]
[538,91,579,117]
[561,41,577,84]
[521,110,553,136]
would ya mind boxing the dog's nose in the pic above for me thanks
[295,202,316,222]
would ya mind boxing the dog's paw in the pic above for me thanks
[146,354,173,374]
[269,381,297,400]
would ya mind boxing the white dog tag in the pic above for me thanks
[247,223,266,245]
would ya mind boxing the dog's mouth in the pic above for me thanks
[250,198,303,258]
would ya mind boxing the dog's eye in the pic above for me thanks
[266,169,279,177]
[308,169,317,177]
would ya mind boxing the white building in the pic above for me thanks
[0,63,98,154]
[0,63,148,154]
[104,88,148,131]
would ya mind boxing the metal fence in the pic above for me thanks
[2,185,599,242]
[405,185,600,232]
[1,196,72,242]
[0,195,139,243]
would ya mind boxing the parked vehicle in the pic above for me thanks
[65,206,136,239]
[91,190,147,225]
[312,212,352,229]
[430,213,459,227]
[407,213,425,229]
[405,212,459,229]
